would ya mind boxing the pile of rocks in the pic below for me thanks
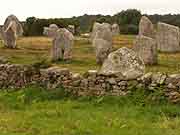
[138,72,180,103]
[0,64,39,88]
[39,68,130,96]
[38,66,180,103]
[0,63,179,103]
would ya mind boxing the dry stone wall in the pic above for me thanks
[0,64,180,103]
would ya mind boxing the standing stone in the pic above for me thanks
[99,47,145,80]
[94,23,112,43]
[92,22,113,64]
[139,16,155,38]
[0,15,23,48]
[93,38,112,64]
[133,35,157,65]
[68,25,75,34]
[91,22,112,43]
[90,22,102,42]
[43,24,74,61]
[112,24,120,36]
[157,22,180,52]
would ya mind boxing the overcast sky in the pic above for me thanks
[0,0,180,24]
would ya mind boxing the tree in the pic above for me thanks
[113,9,142,34]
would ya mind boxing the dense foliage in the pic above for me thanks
[23,9,180,36]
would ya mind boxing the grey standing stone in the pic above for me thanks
[93,38,112,64]
[157,22,180,52]
[43,24,74,61]
[0,15,23,48]
[91,22,112,43]
[133,35,158,65]
[139,16,155,38]
[92,22,113,64]
[111,24,120,36]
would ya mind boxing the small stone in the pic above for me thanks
[118,81,128,86]
[88,70,97,78]
[72,80,81,87]
[152,72,167,85]
[167,83,176,89]
[107,78,116,85]
[72,73,81,80]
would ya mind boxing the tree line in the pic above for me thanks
[22,9,180,36]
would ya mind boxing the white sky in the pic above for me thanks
[0,0,180,24]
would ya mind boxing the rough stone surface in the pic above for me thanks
[99,47,145,80]
[133,35,158,65]
[139,16,155,38]
[43,24,74,61]
[94,23,112,43]
[91,22,112,43]
[91,22,113,64]
[0,15,23,48]
[157,22,180,52]
[90,22,102,42]
[93,38,112,64]
[0,63,180,103]
[111,24,120,36]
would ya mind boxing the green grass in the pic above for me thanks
[0,86,179,135]
[1,36,180,134]
[1,35,180,73]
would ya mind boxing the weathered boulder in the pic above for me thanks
[99,47,145,80]
[111,24,120,36]
[139,16,155,38]
[0,15,23,48]
[157,22,180,52]
[93,38,112,64]
[43,24,74,61]
[133,35,158,65]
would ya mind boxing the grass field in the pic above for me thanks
[1,35,180,73]
[0,35,180,134]
[0,86,180,135]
